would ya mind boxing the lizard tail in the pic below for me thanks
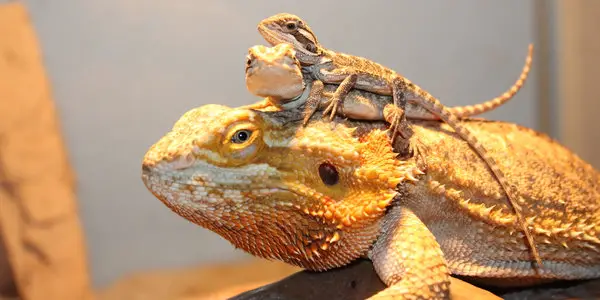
[410,82,543,267]
[448,43,534,118]
[407,44,534,121]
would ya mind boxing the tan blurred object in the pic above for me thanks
[98,258,300,300]
[557,1,600,169]
[0,2,94,300]
[0,229,16,297]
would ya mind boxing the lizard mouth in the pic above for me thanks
[140,154,343,223]
[142,163,317,211]
[141,158,291,205]
[257,26,316,59]
[257,25,283,46]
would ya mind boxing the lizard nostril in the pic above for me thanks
[318,162,339,186]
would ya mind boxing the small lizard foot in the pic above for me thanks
[321,73,357,122]
[384,104,411,141]
[302,102,320,126]
[384,104,414,156]
[395,137,418,160]
[389,115,401,145]
[322,97,341,122]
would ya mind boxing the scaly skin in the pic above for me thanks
[245,43,533,122]
[257,12,540,265]
[141,104,600,299]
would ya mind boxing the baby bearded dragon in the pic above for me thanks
[245,43,533,125]
[141,104,600,299]
[257,13,540,265]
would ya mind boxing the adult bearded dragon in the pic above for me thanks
[257,13,539,264]
[141,104,600,299]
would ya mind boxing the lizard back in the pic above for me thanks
[405,119,600,284]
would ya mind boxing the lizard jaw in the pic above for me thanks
[142,158,278,203]
[141,158,296,233]
[257,25,319,62]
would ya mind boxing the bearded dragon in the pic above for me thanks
[244,43,532,125]
[257,12,539,264]
[141,104,600,299]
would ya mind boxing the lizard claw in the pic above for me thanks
[384,104,410,142]
[389,113,401,144]
[321,74,356,122]
[384,104,413,155]
[322,97,341,122]
[302,99,320,126]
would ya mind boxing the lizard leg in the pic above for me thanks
[302,80,326,126]
[386,76,412,146]
[368,205,450,300]
[384,104,413,156]
[321,74,358,121]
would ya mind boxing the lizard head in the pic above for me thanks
[257,13,323,64]
[141,105,421,270]
[245,43,306,100]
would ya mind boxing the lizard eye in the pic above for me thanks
[319,162,339,186]
[306,43,318,53]
[222,120,262,165]
[285,21,297,31]
[231,129,252,144]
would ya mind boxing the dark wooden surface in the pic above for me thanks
[231,259,600,300]
[231,259,502,300]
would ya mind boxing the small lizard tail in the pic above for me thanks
[410,82,543,267]
[407,44,534,121]
[448,43,534,117]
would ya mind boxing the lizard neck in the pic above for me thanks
[297,47,333,66]
[279,79,313,110]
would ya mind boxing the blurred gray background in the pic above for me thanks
[19,0,556,288]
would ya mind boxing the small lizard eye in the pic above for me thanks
[319,162,339,186]
[306,43,318,53]
[285,21,297,31]
[231,129,252,144]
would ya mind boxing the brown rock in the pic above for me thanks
[0,3,94,299]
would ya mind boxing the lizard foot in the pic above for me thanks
[321,73,358,122]
[321,96,342,122]
[393,136,418,160]
[384,104,412,146]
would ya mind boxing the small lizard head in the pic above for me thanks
[245,43,306,100]
[257,13,322,63]
[142,105,421,270]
